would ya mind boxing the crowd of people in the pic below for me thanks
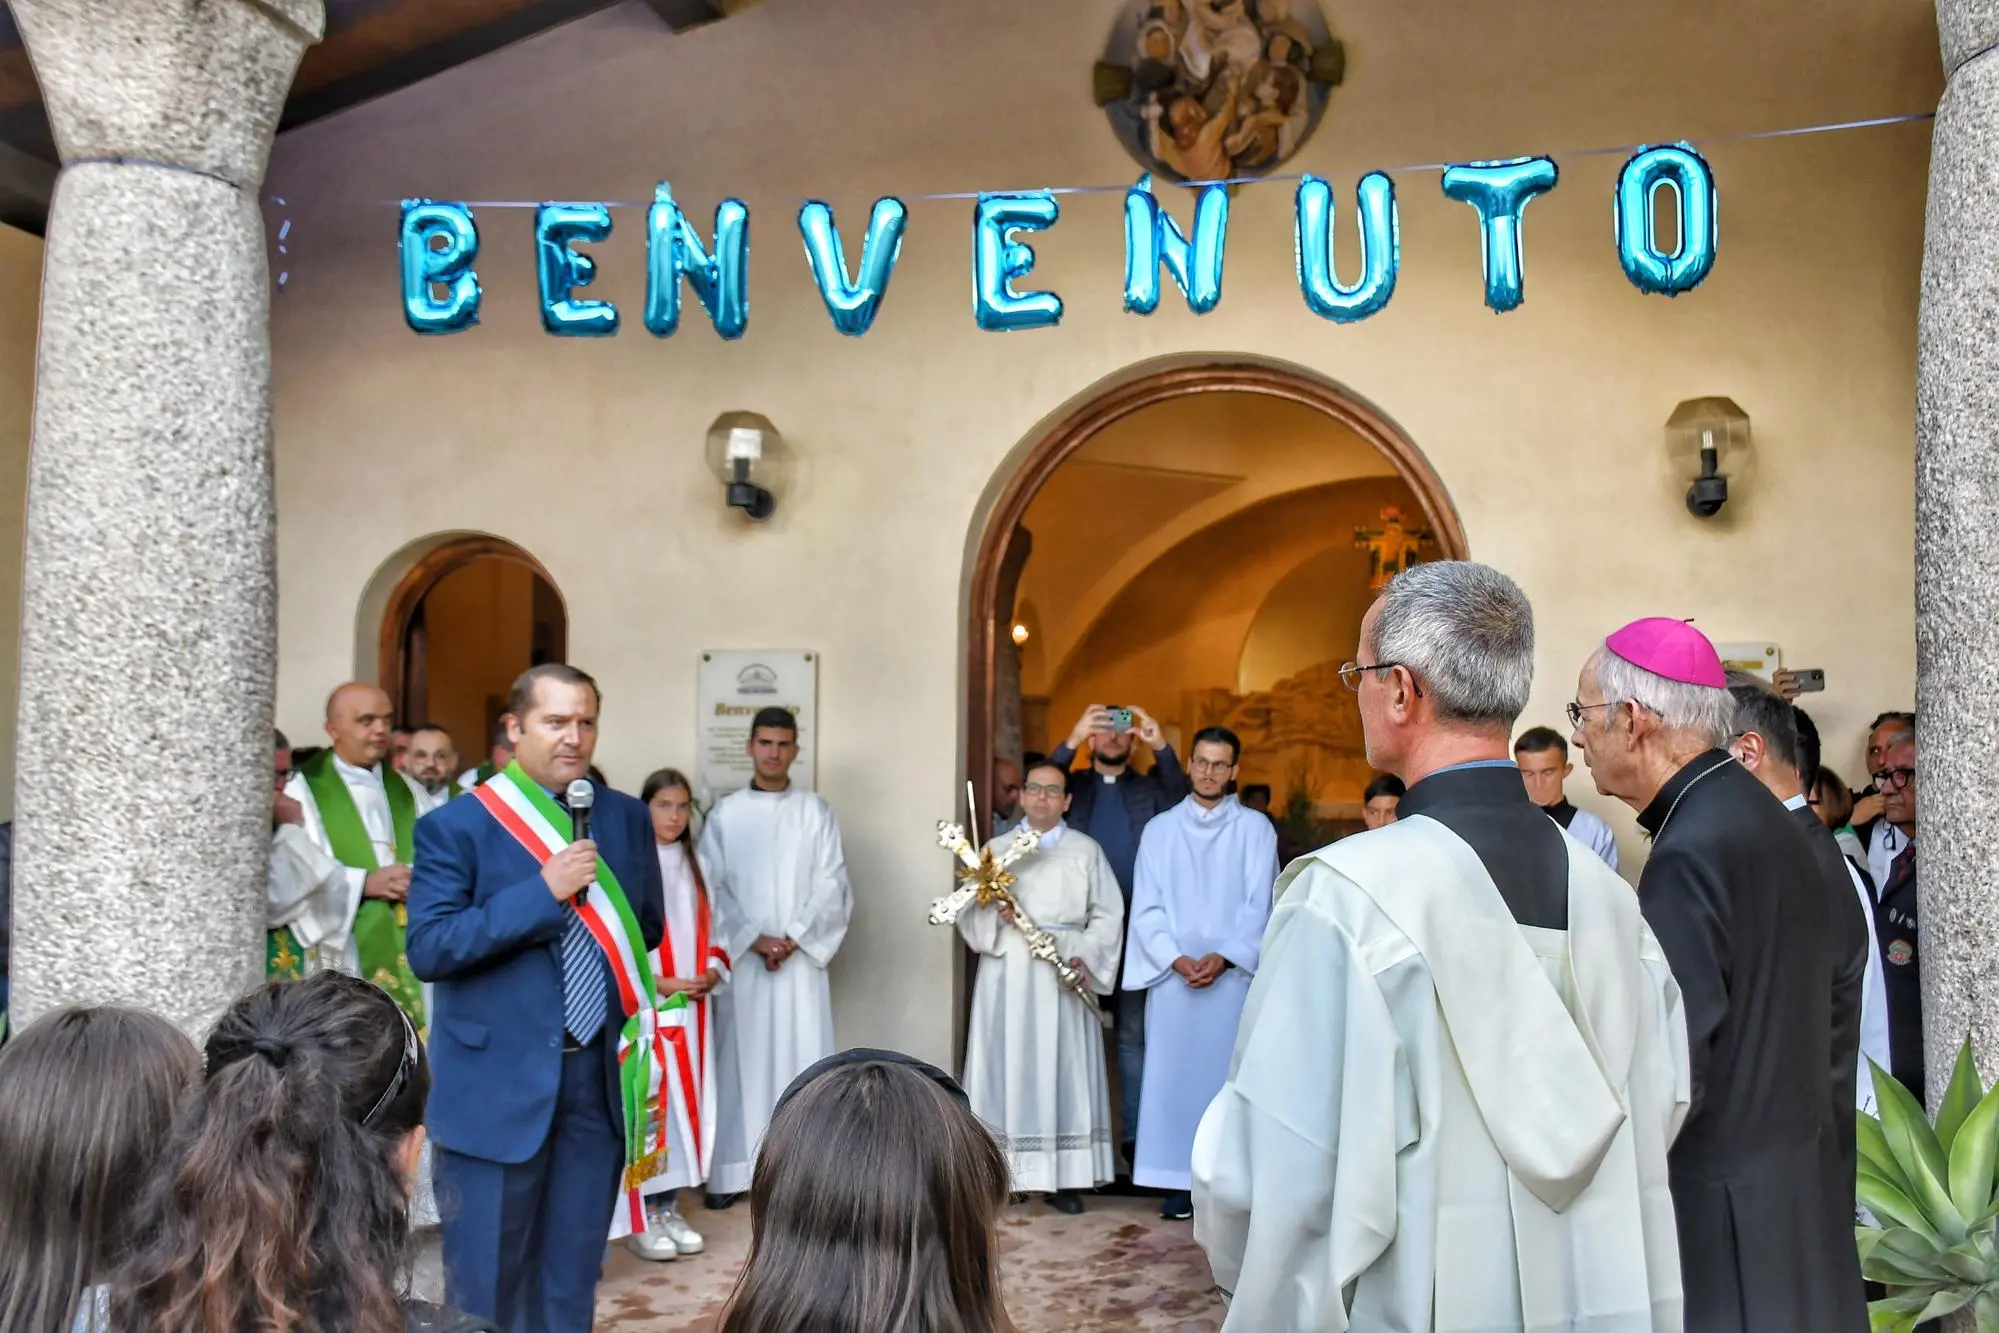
[0,558,1930,1333]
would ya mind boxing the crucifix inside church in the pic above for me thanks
[1354,505,1435,591]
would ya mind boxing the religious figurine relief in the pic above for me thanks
[1355,505,1434,591]
[1185,659,1374,806]
[1095,0,1346,184]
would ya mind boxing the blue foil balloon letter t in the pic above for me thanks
[535,203,620,337]
[400,200,481,335]
[1295,173,1399,324]
[972,192,1063,333]
[646,183,750,339]
[1124,174,1229,315]
[1440,157,1559,314]
[798,197,908,336]
[1616,145,1718,297]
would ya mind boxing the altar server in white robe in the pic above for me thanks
[1194,561,1690,1333]
[700,707,853,1205]
[959,760,1124,1212]
[626,768,733,1261]
[1126,726,1275,1221]
[268,728,355,978]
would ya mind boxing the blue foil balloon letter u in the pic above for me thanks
[798,198,908,337]
[1295,173,1400,324]
[1440,157,1559,314]
[646,183,749,340]
[535,203,620,337]
[400,200,482,335]
[1124,174,1229,316]
[972,192,1063,333]
[1616,144,1718,297]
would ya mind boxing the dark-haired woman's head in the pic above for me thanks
[720,1057,1013,1333]
[111,972,429,1333]
[642,767,695,847]
[0,1006,198,1333]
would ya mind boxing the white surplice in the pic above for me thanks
[700,785,853,1195]
[1785,793,1892,1112]
[1193,815,1691,1333]
[643,840,733,1195]
[1124,795,1276,1192]
[277,754,423,973]
[267,822,351,973]
[958,822,1124,1193]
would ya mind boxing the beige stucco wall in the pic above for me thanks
[266,0,1940,1065]
[0,225,38,821]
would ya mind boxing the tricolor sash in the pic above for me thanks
[300,751,425,1024]
[474,763,685,1235]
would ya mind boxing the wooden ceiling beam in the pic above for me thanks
[641,0,725,32]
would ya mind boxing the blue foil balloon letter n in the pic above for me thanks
[1124,174,1229,316]
[400,201,481,335]
[535,203,620,337]
[1616,144,1718,297]
[645,183,750,340]
[798,197,908,337]
[1295,173,1400,324]
[972,192,1063,333]
[1440,157,1559,314]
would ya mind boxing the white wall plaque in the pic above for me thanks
[1715,642,1782,682]
[697,650,818,800]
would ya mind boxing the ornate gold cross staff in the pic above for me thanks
[929,782,1098,1009]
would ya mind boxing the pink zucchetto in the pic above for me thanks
[1604,618,1727,688]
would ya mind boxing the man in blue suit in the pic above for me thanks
[408,663,664,1333]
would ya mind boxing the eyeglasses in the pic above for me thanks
[1566,700,1621,730]
[1338,661,1424,697]
[1871,766,1916,793]
[1021,782,1065,796]
[1188,756,1236,773]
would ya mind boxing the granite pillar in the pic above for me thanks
[6,0,322,1034]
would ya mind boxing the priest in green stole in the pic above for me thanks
[269,728,352,981]
[281,683,431,1027]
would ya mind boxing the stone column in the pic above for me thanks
[6,0,322,1034]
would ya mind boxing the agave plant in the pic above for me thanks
[1857,1040,1999,1331]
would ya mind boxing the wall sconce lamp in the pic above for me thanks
[1666,397,1750,519]
[706,411,787,521]
[1011,623,1031,645]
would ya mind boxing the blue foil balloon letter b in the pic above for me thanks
[1440,157,1559,314]
[1616,145,1718,297]
[535,203,620,337]
[646,183,749,340]
[798,197,908,336]
[1124,174,1229,316]
[1295,173,1399,324]
[972,192,1063,333]
[400,201,481,335]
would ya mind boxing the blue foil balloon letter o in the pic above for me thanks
[646,183,750,339]
[1124,174,1230,316]
[1295,172,1400,324]
[798,198,909,337]
[1616,144,1718,297]
[1440,157,1559,314]
[399,201,482,334]
[535,203,620,337]
[972,192,1063,333]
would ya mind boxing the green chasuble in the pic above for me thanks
[301,751,425,1027]
[266,924,306,981]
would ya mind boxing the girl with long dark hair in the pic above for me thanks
[0,1006,198,1333]
[720,1050,1014,1333]
[109,971,493,1333]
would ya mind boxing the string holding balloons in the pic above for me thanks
[396,142,1723,338]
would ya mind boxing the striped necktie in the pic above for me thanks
[557,800,608,1045]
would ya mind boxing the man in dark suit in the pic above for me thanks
[408,664,664,1333]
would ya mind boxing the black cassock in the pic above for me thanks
[1636,752,1866,1333]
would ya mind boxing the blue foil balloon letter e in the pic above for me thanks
[1440,157,1559,314]
[1615,144,1718,297]
[645,183,750,340]
[399,200,482,335]
[1295,172,1400,324]
[535,203,620,337]
[972,192,1063,333]
[798,197,908,337]
[1123,174,1229,316]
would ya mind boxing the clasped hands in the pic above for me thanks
[752,934,800,971]
[661,967,726,999]
[1173,953,1229,989]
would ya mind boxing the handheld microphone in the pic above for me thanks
[566,779,594,842]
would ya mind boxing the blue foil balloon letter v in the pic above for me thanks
[1615,144,1718,297]
[647,183,750,339]
[1124,174,1229,316]
[535,203,620,337]
[1295,173,1399,324]
[972,191,1063,333]
[798,197,908,337]
[400,200,482,335]
[1440,157,1558,314]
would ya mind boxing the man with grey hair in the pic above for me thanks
[1193,563,1690,1332]
[1572,619,1864,1333]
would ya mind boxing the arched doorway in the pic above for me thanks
[376,535,567,761]
[963,359,1465,829]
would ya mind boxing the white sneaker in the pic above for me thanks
[660,1204,705,1255]
[624,1203,682,1262]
